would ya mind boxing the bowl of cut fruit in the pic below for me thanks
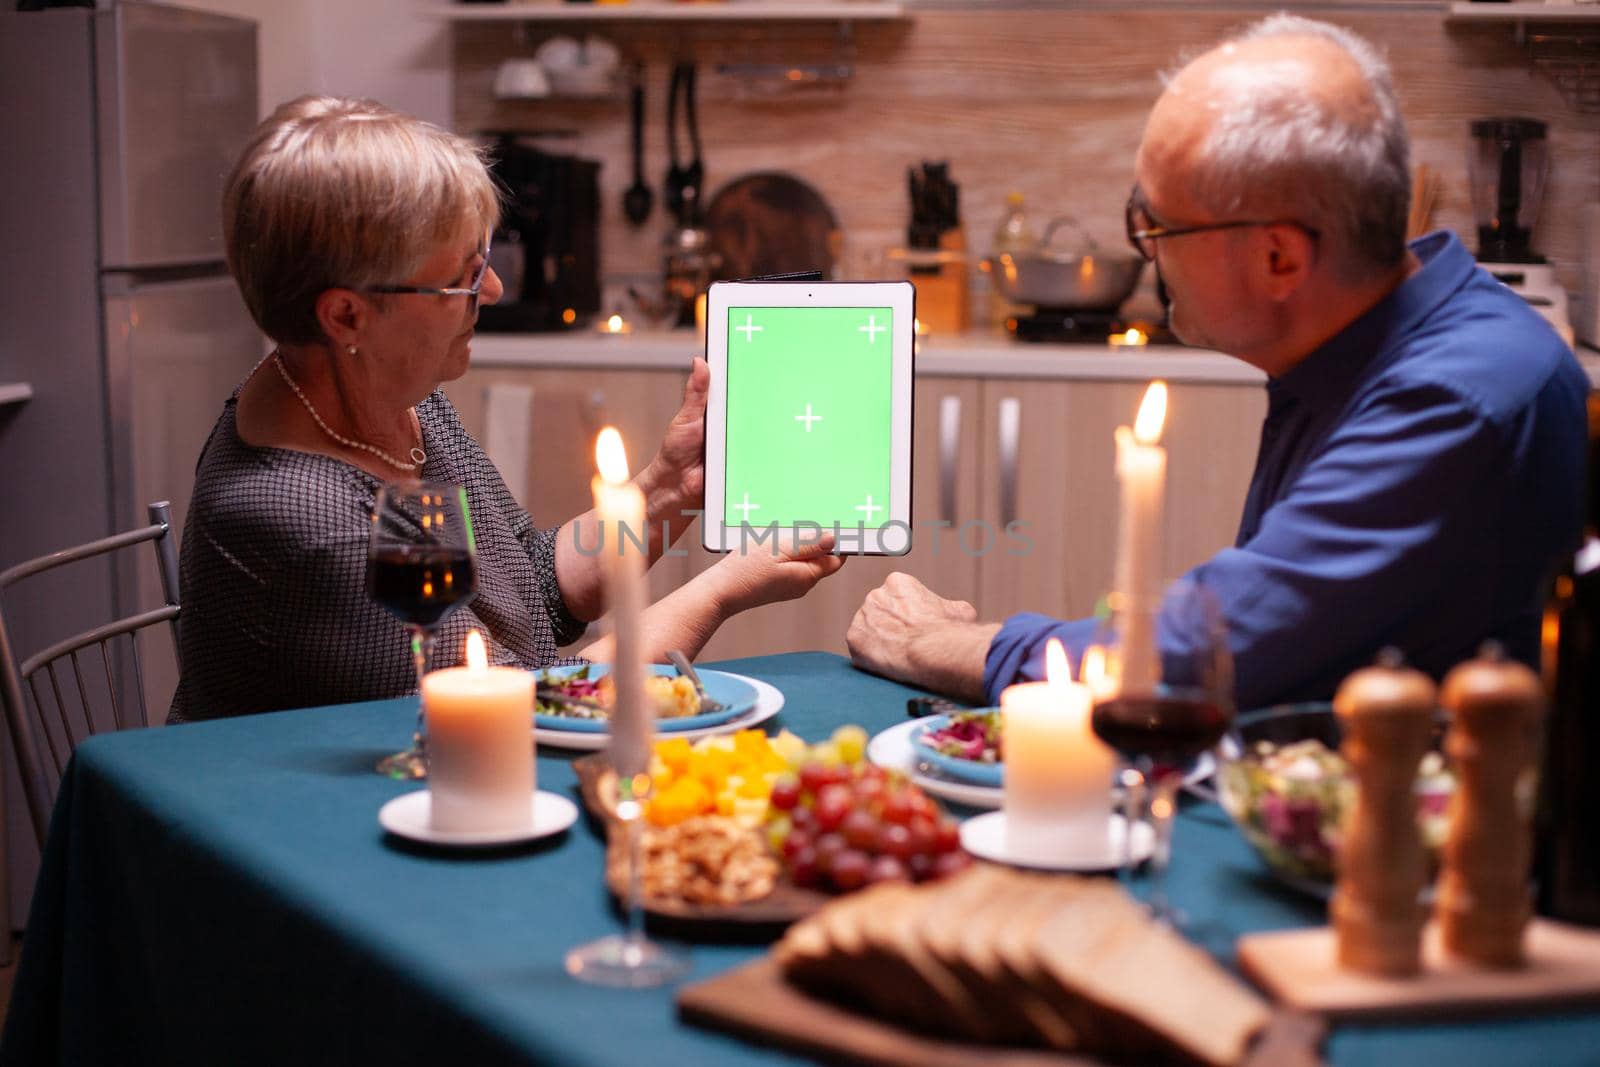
[1216,703,1455,896]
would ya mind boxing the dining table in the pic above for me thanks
[2,650,1597,1066]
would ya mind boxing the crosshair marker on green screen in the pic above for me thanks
[723,306,894,530]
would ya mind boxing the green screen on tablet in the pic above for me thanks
[722,305,895,530]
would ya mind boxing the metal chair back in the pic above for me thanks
[0,502,181,846]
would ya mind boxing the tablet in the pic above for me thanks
[703,280,914,556]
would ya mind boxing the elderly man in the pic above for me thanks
[848,15,1589,710]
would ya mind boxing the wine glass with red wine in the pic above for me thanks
[1091,577,1233,921]
[369,482,479,779]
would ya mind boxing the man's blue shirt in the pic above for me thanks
[983,231,1590,709]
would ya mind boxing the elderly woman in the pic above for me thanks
[168,96,841,723]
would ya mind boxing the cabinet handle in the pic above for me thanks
[998,396,1020,529]
[939,394,962,525]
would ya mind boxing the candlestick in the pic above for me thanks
[1112,381,1168,692]
[422,629,535,833]
[592,427,650,778]
[1002,638,1117,863]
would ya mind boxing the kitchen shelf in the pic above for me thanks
[431,2,905,22]
[1448,3,1600,111]
[1448,3,1600,24]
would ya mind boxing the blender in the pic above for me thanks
[1469,117,1571,344]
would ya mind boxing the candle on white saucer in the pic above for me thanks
[1112,380,1168,692]
[422,629,535,833]
[1002,638,1117,863]
[592,427,651,779]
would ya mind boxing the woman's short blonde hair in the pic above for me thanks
[223,96,501,345]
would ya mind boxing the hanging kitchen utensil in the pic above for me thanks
[622,65,652,227]
[681,63,705,224]
[663,63,692,226]
[704,171,841,282]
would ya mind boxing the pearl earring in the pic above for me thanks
[347,345,358,356]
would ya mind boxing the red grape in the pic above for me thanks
[769,775,801,812]
[789,805,816,834]
[841,808,879,851]
[876,822,915,860]
[814,832,847,874]
[867,855,909,884]
[789,846,820,888]
[880,790,915,827]
[781,829,813,862]
[832,850,870,891]
[907,853,934,881]
[813,785,853,832]
[907,815,938,856]
[798,762,832,794]
[933,821,962,855]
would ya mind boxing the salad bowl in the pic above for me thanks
[1216,702,1454,897]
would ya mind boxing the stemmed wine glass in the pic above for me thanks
[368,481,479,779]
[1090,577,1234,922]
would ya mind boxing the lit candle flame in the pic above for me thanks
[465,628,487,671]
[1082,644,1111,699]
[606,314,625,333]
[1125,327,1146,345]
[1045,637,1072,688]
[1134,380,1168,445]
[595,426,631,485]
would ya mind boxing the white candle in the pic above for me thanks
[1112,381,1168,692]
[592,427,651,778]
[422,629,535,833]
[1002,639,1117,861]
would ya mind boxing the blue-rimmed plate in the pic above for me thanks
[910,712,1003,787]
[534,664,757,734]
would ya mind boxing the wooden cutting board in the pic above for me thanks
[1238,919,1600,1021]
[678,956,1326,1067]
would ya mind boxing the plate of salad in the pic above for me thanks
[909,711,1003,787]
[534,663,757,734]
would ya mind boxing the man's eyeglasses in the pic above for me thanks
[366,232,493,304]
[1124,185,1319,262]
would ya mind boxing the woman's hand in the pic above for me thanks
[706,531,846,618]
[638,357,709,514]
[587,530,845,665]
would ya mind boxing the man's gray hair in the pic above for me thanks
[1182,15,1411,279]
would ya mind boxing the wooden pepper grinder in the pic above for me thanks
[1437,642,1546,967]
[1331,649,1437,976]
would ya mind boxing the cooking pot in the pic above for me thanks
[982,217,1144,311]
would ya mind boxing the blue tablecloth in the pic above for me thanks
[2,651,1596,1066]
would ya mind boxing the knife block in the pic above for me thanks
[902,229,969,336]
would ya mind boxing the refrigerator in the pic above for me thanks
[0,2,260,932]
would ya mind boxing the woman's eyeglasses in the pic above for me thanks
[366,233,494,304]
[1124,185,1319,262]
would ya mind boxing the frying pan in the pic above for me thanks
[704,172,841,281]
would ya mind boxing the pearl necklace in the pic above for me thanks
[272,353,427,472]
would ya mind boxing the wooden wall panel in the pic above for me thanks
[453,5,1600,317]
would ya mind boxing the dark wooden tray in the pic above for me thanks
[678,956,1327,1067]
[573,754,831,928]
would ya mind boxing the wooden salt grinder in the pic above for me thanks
[1437,643,1546,967]
[1331,652,1437,976]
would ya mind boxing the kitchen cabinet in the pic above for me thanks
[445,363,695,637]
[974,379,1264,626]
[448,355,1265,666]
